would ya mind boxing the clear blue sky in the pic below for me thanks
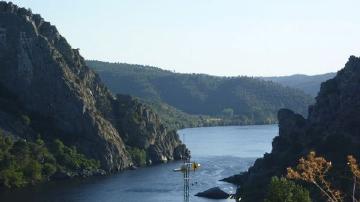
[10,0,360,76]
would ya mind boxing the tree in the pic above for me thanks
[287,151,342,202]
[264,176,312,202]
[127,147,146,166]
[347,155,360,202]
[0,134,99,188]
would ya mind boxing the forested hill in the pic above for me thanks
[262,73,336,97]
[87,60,313,125]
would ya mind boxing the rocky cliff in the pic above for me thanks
[227,56,360,201]
[0,1,186,172]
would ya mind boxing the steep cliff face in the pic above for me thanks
[230,56,360,201]
[0,2,185,172]
[111,95,187,163]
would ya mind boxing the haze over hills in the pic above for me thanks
[262,73,336,97]
[87,60,313,127]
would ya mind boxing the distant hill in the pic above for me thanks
[87,60,314,125]
[262,73,336,97]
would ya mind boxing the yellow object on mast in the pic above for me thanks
[173,162,201,172]
[173,133,201,202]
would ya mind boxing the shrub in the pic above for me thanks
[21,115,31,126]
[264,176,312,202]
[24,160,42,183]
[128,147,146,166]
[50,139,100,171]
[287,151,341,201]
[42,163,56,176]
[0,133,99,188]
[0,168,25,188]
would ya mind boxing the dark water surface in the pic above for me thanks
[0,125,278,202]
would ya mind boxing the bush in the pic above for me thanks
[128,147,146,166]
[0,135,55,187]
[0,132,99,188]
[50,139,100,171]
[0,169,25,188]
[24,160,42,182]
[42,163,56,176]
[264,177,312,202]
[21,115,31,126]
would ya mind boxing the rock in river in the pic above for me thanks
[195,187,230,199]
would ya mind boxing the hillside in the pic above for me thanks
[0,1,186,187]
[226,56,360,201]
[87,60,314,125]
[262,73,336,97]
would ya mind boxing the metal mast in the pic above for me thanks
[184,156,190,202]
[174,133,200,202]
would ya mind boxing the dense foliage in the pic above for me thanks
[0,132,99,188]
[50,139,100,172]
[87,60,313,126]
[127,147,146,166]
[264,177,311,202]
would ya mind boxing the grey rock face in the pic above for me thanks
[110,95,186,164]
[195,187,230,199]
[0,2,185,171]
[231,56,360,201]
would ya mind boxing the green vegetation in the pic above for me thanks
[50,139,100,172]
[127,147,146,166]
[143,99,211,129]
[87,60,313,128]
[20,115,31,126]
[265,177,311,202]
[0,132,99,188]
[140,99,266,130]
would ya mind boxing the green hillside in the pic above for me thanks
[87,60,313,126]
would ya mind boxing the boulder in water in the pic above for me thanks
[195,187,230,199]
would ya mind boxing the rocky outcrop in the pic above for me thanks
[0,2,185,172]
[110,94,188,164]
[195,187,230,199]
[230,56,360,201]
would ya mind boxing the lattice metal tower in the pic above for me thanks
[173,133,200,202]
[183,157,191,202]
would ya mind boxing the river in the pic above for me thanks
[0,125,278,202]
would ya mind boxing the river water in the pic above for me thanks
[0,125,278,202]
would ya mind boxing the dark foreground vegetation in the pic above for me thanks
[264,151,360,202]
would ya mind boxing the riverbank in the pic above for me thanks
[0,125,278,202]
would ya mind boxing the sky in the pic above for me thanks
[9,0,360,76]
